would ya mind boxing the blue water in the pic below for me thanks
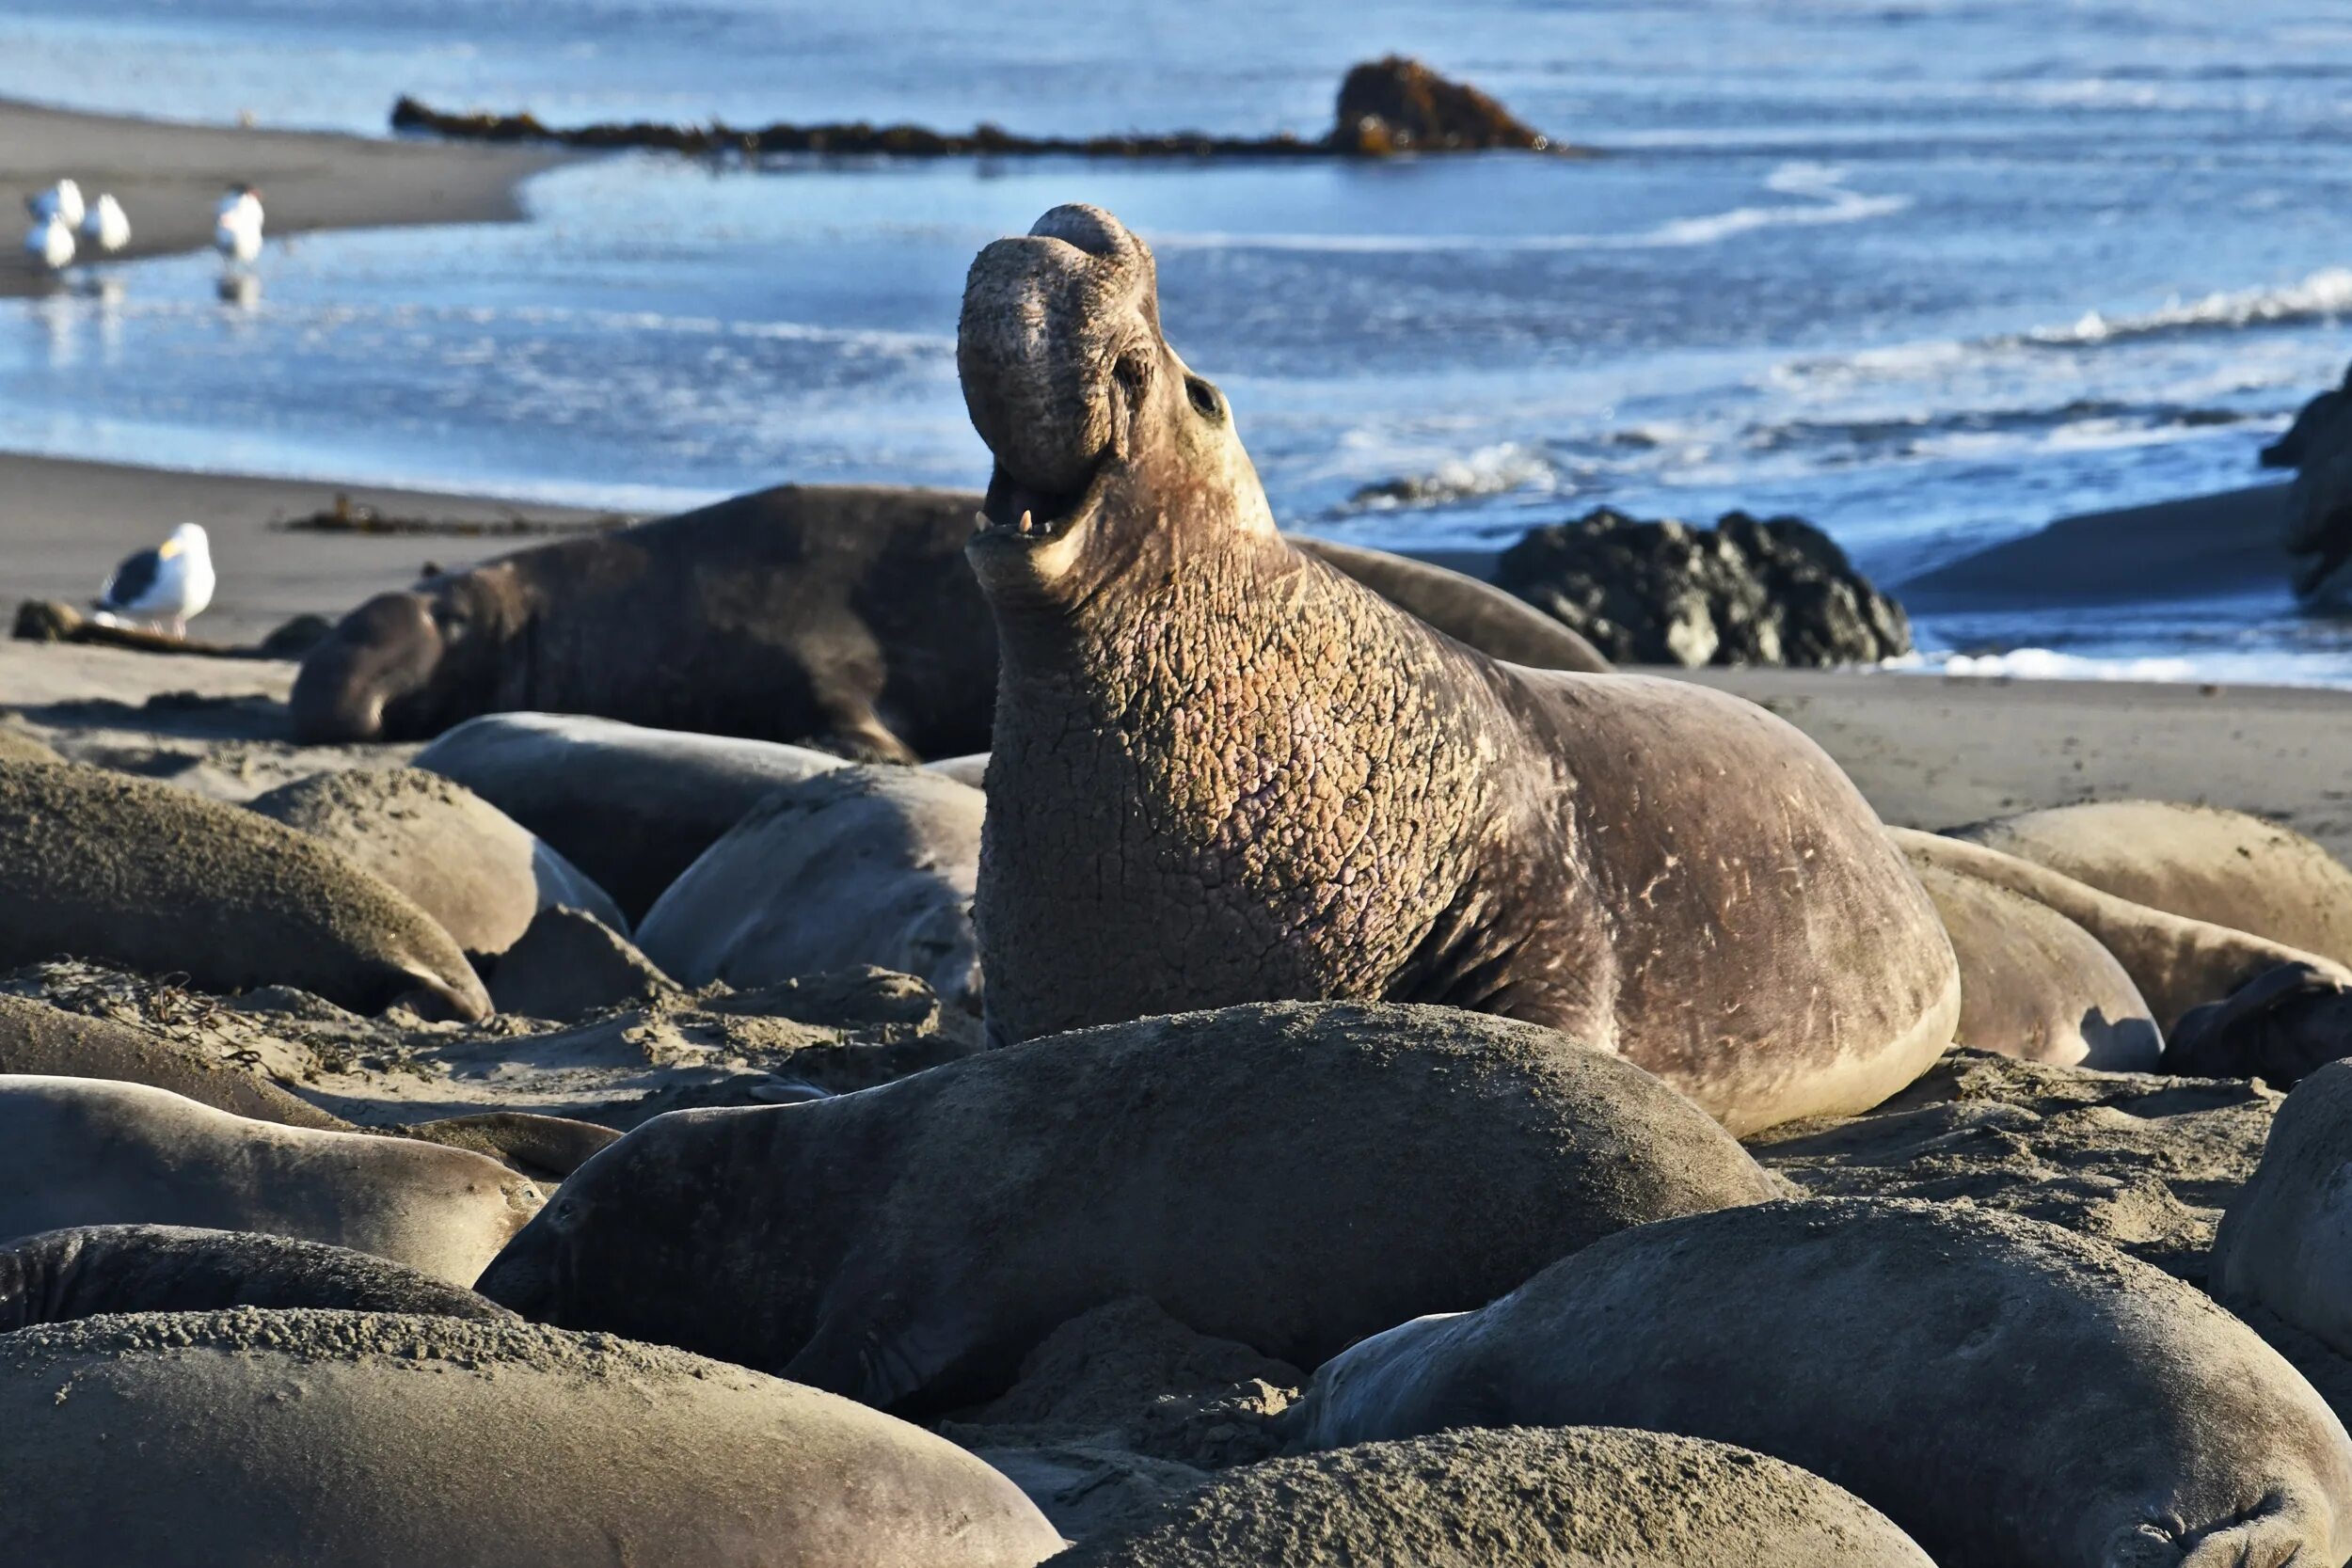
[6,1,2352,677]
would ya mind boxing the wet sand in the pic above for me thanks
[0,97,563,295]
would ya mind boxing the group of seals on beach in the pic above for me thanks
[11,202,2352,1563]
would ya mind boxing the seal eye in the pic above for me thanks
[1185,375,1226,422]
[430,602,469,640]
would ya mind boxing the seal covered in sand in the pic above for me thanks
[0,758,490,1020]
[0,1224,514,1328]
[638,763,984,1011]
[1056,1426,1931,1568]
[248,767,627,954]
[0,1308,1064,1568]
[0,1076,542,1286]
[0,991,346,1128]
[478,1001,1776,1408]
[955,205,1958,1134]
[1292,1197,2352,1568]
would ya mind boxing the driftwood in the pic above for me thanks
[11,601,327,661]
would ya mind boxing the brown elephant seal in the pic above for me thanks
[0,991,345,1129]
[1905,857,2161,1070]
[638,765,983,1011]
[478,1001,1776,1409]
[248,767,628,953]
[413,712,849,919]
[1892,828,2348,1031]
[2211,1061,2352,1354]
[0,1076,541,1285]
[955,204,1957,1134]
[0,1308,1064,1567]
[290,483,1004,761]
[1056,1426,1931,1568]
[1292,1197,2352,1568]
[0,758,489,1020]
[0,1224,514,1329]
[1951,801,2352,970]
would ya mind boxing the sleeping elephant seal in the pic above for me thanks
[638,765,984,1012]
[478,1002,1776,1410]
[1292,1198,2352,1568]
[955,204,1957,1135]
[1950,801,2352,971]
[0,1076,541,1286]
[0,758,489,1020]
[0,1308,1064,1567]
[1904,857,2161,1070]
[1056,1426,1931,1568]
[2211,1061,2352,1355]
[248,767,628,953]
[413,713,850,920]
[0,992,345,1130]
[0,1225,514,1329]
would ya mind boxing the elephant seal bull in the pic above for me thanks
[1292,1198,2352,1568]
[0,1308,1064,1567]
[955,204,1957,1134]
[0,1076,542,1286]
[0,758,489,1020]
[292,486,1607,761]
[0,1225,514,1329]
[477,1002,1776,1410]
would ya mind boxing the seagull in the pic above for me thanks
[30,179,84,229]
[97,522,216,637]
[81,193,129,253]
[214,184,263,264]
[23,199,73,271]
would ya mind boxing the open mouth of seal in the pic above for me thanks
[973,454,1106,547]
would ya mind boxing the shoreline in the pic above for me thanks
[0,97,564,295]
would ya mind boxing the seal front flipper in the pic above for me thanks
[783,1289,985,1410]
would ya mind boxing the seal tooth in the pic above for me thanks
[1019,509,1035,536]
[972,510,988,535]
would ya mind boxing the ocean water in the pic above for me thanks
[5,0,2352,677]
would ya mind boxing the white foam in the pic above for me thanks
[2022,268,2352,348]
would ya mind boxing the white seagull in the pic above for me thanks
[23,199,73,271]
[214,183,263,264]
[81,193,130,253]
[30,179,84,229]
[97,522,216,637]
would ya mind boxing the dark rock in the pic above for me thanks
[1494,506,1911,667]
[1330,55,1549,154]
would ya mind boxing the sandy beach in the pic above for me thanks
[1,98,561,294]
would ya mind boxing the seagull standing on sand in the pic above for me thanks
[97,523,216,637]
[23,199,73,271]
[30,179,84,230]
[215,184,263,265]
[81,194,130,254]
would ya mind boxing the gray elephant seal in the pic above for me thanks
[1905,857,2161,1070]
[1293,1197,2352,1568]
[293,484,1612,760]
[2211,1061,2352,1355]
[638,764,984,1011]
[479,1001,1775,1409]
[0,1076,541,1286]
[956,204,1957,1134]
[248,767,627,954]
[1056,1426,1931,1568]
[1952,800,2352,971]
[0,1225,514,1329]
[0,991,345,1129]
[0,1308,1064,1567]
[0,758,489,1020]
[414,713,850,919]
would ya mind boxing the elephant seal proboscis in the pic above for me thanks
[1292,1197,2352,1568]
[247,767,627,953]
[478,1001,1776,1409]
[1951,800,2352,971]
[0,758,489,1020]
[1054,1426,1931,1568]
[291,483,1611,757]
[637,764,984,1011]
[0,1308,1065,1567]
[0,1075,541,1285]
[2212,1061,2352,1356]
[0,1224,514,1329]
[955,204,1957,1134]
[412,713,850,919]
